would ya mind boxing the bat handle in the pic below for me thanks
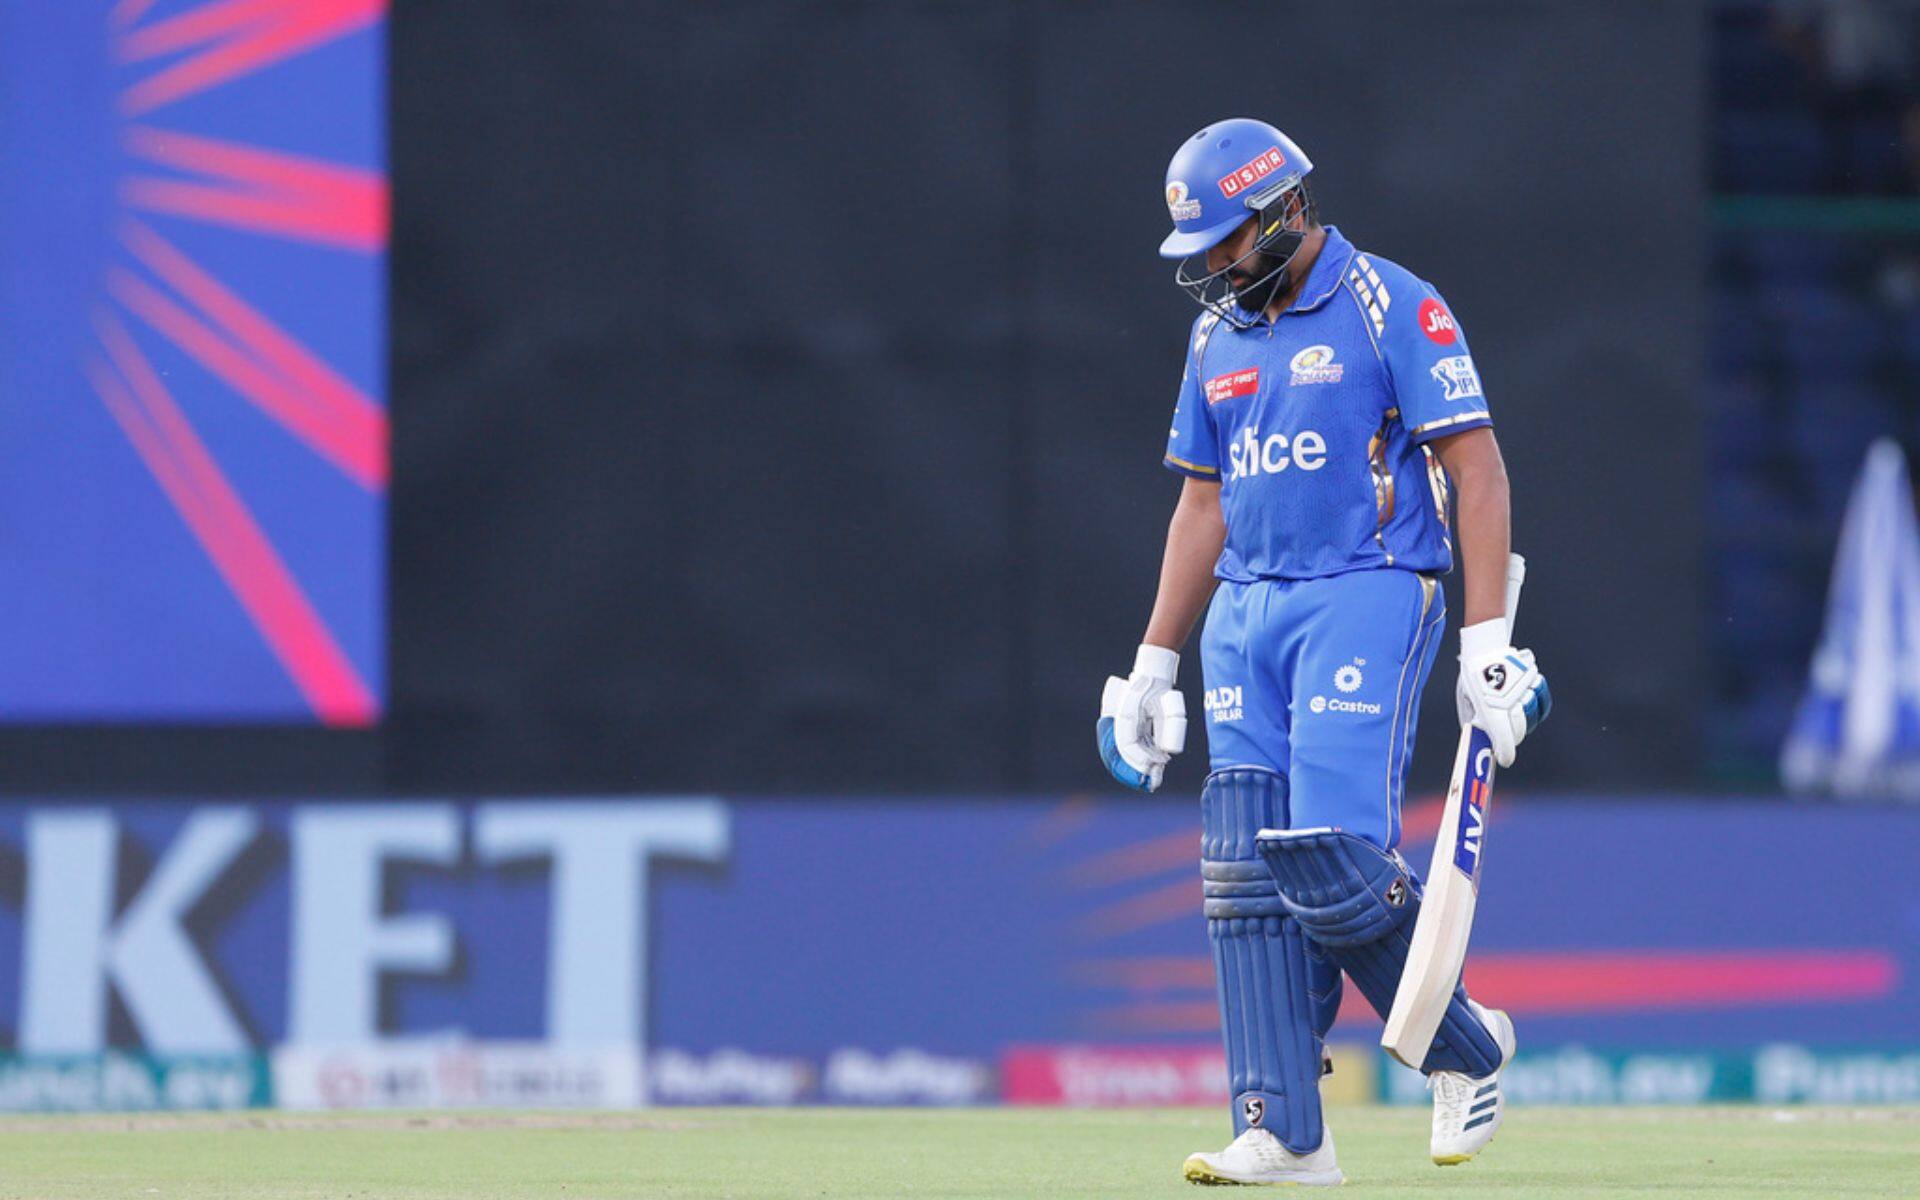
[1503,553,1526,642]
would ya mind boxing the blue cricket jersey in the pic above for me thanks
[1164,226,1492,582]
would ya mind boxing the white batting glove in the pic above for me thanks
[1455,619,1551,769]
[1097,645,1188,792]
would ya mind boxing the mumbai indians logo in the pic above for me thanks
[1166,180,1202,222]
[1430,354,1483,402]
[1452,739,1496,880]
[1289,344,1344,387]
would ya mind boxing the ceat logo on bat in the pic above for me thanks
[1204,367,1260,404]
[1166,180,1202,222]
[1218,147,1288,198]
[1418,298,1459,345]
[1452,738,1496,879]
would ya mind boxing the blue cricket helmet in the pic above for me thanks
[1159,118,1314,259]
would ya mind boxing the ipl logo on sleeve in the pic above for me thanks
[1430,355,1483,402]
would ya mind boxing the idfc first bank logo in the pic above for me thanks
[1,801,728,1054]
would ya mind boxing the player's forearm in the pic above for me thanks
[1142,481,1226,651]
[1438,430,1511,627]
[1456,491,1510,627]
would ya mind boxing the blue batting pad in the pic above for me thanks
[1256,826,1501,1077]
[1202,768,1332,1151]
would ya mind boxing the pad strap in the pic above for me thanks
[1258,827,1501,1077]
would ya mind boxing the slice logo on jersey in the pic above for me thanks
[1204,685,1245,724]
[1418,298,1458,345]
[1217,146,1287,198]
[1429,354,1483,402]
[1288,344,1344,387]
[1204,368,1260,405]
[1165,180,1202,222]
[1226,426,1329,480]
[1334,659,1365,693]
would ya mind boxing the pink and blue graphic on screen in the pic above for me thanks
[0,1,386,724]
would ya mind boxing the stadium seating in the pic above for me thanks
[1709,7,1920,777]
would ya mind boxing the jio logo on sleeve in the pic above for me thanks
[1418,298,1458,345]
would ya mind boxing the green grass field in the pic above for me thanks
[0,1106,1914,1199]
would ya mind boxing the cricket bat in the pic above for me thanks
[1380,551,1526,1070]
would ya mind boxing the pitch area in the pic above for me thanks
[0,1105,1913,1198]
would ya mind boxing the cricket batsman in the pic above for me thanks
[1096,119,1550,1185]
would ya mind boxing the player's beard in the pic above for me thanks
[1228,253,1290,316]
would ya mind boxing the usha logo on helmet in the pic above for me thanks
[1217,146,1288,198]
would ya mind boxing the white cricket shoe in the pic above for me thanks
[1429,1002,1517,1165]
[1182,1125,1343,1187]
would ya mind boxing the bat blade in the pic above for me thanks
[1381,723,1497,1067]
[1380,552,1524,1069]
